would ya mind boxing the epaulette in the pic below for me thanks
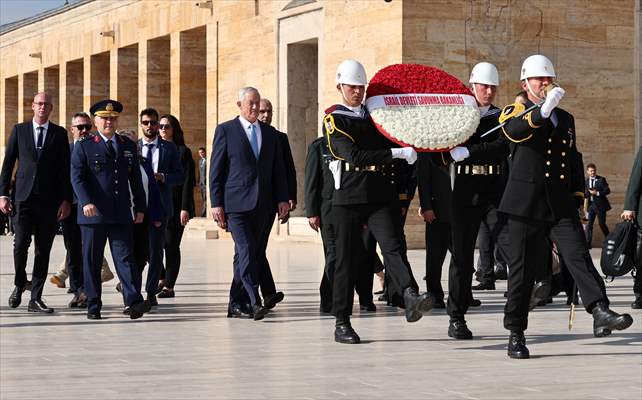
[324,105,338,115]
[498,102,526,124]
[78,134,95,142]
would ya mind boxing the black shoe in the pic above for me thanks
[469,297,482,307]
[403,288,434,323]
[373,289,384,295]
[123,306,131,315]
[87,312,102,320]
[433,299,446,309]
[129,302,146,320]
[448,319,473,339]
[145,294,158,309]
[115,282,122,293]
[334,320,360,344]
[632,295,642,309]
[76,292,88,309]
[360,303,376,312]
[27,299,54,313]
[495,265,508,280]
[592,302,633,337]
[8,286,24,308]
[472,282,495,291]
[252,304,269,321]
[264,291,284,310]
[507,331,529,359]
[529,280,551,311]
[227,304,251,318]
[68,294,80,308]
[503,291,508,298]
[67,288,74,294]
[157,288,175,299]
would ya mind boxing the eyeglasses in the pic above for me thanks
[159,124,172,130]
[33,102,52,107]
[72,124,92,131]
[140,120,158,126]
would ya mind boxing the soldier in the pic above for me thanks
[499,55,632,358]
[324,59,433,344]
[70,100,147,320]
[435,62,510,339]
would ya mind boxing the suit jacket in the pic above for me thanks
[171,145,196,218]
[139,138,183,217]
[585,175,611,212]
[209,117,288,213]
[0,121,72,207]
[199,157,207,186]
[623,146,642,226]
[71,133,146,224]
[416,153,452,223]
[498,103,584,222]
[276,130,297,203]
[304,137,334,217]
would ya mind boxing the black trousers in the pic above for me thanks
[161,214,186,289]
[332,202,414,319]
[13,194,58,300]
[634,227,642,296]
[448,204,509,320]
[425,221,451,302]
[586,206,609,246]
[319,201,373,309]
[61,203,84,294]
[504,216,607,332]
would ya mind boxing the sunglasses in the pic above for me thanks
[73,124,92,131]
[141,120,159,126]
[159,124,172,130]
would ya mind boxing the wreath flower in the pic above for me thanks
[366,64,480,151]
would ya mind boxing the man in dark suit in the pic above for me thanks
[210,87,290,321]
[71,99,147,320]
[198,147,207,217]
[622,146,642,309]
[0,92,72,313]
[499,54,632,358]
[138,108,183,308]
[584,163,611,247]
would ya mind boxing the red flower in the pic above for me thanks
[366,64,471,98]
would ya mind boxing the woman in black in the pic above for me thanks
[157,114,195,298]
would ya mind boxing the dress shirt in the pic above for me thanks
[32,119,50,148]
[98,131,118,154]
[141,136,160,172]
[238,116,262,152]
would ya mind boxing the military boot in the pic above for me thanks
[334,318,360,344]
[403,287,433,323]
[592,302,633,337]
[507,331,529,359]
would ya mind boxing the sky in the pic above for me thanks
[0,0,72,26]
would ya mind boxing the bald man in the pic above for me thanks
[0,92,72,313]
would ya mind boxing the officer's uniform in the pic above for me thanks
[323,104,418,319]
[304,136,372,311]
[70,100,147,317]
[499,101,607,332]
[435,106,511,322]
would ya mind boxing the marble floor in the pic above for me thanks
[0,235,640,400]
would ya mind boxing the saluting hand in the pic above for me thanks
[83,203,98,217]
[278,202,289,224]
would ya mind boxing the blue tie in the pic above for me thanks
[249,124,259,159]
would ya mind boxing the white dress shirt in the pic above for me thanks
[141,136,160,172]
[97,131,118,153]
[238,116,262,152]
[32,119,50,149]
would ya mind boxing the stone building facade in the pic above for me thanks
[1,0,640,247]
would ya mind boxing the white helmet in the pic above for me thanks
[520,54,556,80]
[336,59,367,86]
[469,62,499,86]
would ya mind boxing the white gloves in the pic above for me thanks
[328,160,342,189]
[540,87,565,118]
[449,146,470,162]
[391,147,417,165]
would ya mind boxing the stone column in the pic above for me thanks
[112,45,139,130]
[2,76,19,152]
[90,52,110,107]
[65,59,84,132]
[20,72,38,123]
[146,35,170,114]
[44,66,60,125]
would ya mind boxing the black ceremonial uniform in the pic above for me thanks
[304,137,372,311]
[499,101,607,332]
[436,106,511,323]
[323,104,426,320]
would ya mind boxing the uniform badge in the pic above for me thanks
[324,115,335,135]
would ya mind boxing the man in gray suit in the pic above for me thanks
[198,147,207,217]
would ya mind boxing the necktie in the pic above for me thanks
[36,126,44,158]
[590,178,595,189]
[249,124,259,159]
[145,143,155,170]
[106,139,116,159]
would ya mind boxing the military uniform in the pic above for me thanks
[435,106,511,324]
[499,101,607,332]
[70,100,147,319]
[323,104,427,320]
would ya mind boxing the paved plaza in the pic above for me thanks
[0,234,641,399]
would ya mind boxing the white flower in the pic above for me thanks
[370,105,480,150]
